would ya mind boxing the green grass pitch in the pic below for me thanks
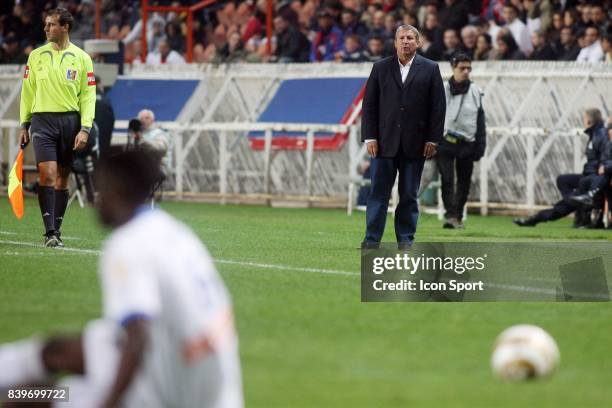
[1,198,611,407]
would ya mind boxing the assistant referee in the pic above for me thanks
[19,8,96,247]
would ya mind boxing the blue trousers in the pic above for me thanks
[364,155,425,244]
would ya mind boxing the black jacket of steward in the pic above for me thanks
[583,122,608,176]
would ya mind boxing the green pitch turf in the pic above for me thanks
[1,198,611,407]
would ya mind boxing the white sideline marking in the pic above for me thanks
[215,259,356,276]
[0,239,356,276]
[1,239,608,297]
[0,240,100,255]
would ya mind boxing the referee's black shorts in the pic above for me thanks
[31,112,81,168]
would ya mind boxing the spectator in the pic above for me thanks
[0,33,27,64]
[529,30,557,60]
[590,4,609,35]
[212,31,247,64]
[364,35,386,62]
[402,11,419,29]
[503,3,533,55]
[419,30,443,61]
[192,43,208,63]
[548,10,563,47]
[493,30,526,60]
[340,8,368,41]
[123,11,166,47]
[461,25,478,58]
[563,8,581,30]
[335,34,367,62]
[276,0,299,26]
[310,10,343,62]
[241,0,266,44]
[165,22,185,55]
[602,33,612,63]
[480,0,506,24]
[7,6,44,51]
[71,0,95,47]
[474,33,493,61]
[522,0,547,36]
[438,0,470,32]
[135,109,173,174]
[422,12,445,54]
[382,13,400,53]
[369,10,387,38]
[148,19,166,56]
[273,15,310,62]
[400,0,418,16]
[556,26,580,61]
[145,38,186,65]
[579,3,592,27]
[442,28,462,61]
[576,25,604,62]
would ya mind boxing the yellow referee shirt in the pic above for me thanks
[20,42,96,128]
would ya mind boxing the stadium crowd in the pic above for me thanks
[1,0,611,65]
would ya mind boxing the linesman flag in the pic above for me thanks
[8,149,24,219]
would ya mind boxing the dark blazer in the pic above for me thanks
[361,54,446,158]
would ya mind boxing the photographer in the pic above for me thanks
[129,109,172,175]
[437,53,486,229]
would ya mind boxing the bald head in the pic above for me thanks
[138,109,155,130]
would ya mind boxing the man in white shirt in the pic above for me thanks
[135,108,173,174]
[0,151,243,408]
[576,26,604,63]
[146,38,186,65]
[502,3,533,55]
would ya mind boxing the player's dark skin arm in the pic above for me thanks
[102,318,149,408]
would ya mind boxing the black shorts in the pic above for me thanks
[31,112,81,167]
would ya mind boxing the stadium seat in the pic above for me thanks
[248,78,365,151]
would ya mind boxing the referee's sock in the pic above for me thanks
[38,186,55,235]
[54,189,69,234]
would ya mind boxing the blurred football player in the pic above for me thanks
[0,151,243,408]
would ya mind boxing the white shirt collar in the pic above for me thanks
[398,54,415,82]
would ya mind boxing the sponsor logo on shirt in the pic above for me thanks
[87,72,96,86]
[24,66,29,79]
[66,69,77,80]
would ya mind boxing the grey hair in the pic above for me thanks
[395,24,420,40]
[585,107,603,124]
[138,109,155,121]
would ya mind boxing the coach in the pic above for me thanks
[19,8,96,247]
[361,24,445,250]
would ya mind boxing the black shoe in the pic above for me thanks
[514,217,538,227]
[361,241,380,250]
[568,192,595,209]
[54,231,64,248]
[397,242,412,251]
[44,233,60,248]
[443,218,458,229]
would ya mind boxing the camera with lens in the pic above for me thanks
[128,118,142,133]
[127,118,143,148]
